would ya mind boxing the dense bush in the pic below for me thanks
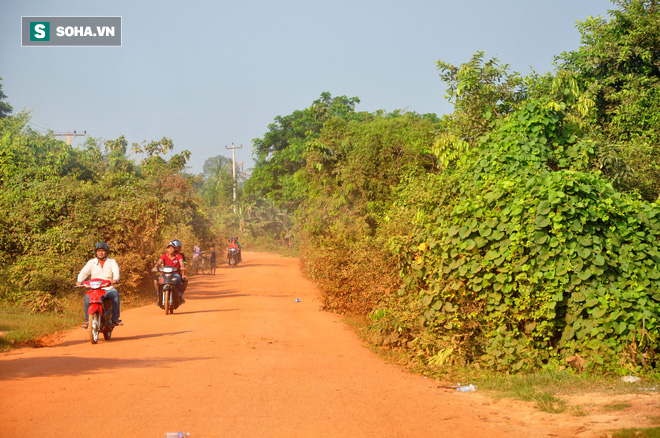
[371,98,660,372]
[0,114,214,308]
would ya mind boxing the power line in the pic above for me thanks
[27,122,52,132]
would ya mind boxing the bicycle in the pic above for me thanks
[198,253,210,274]
[191,256,200,275]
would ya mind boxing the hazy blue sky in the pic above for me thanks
[1,0,614,174]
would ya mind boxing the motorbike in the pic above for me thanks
[78,278,116,344]
[155,266,181,315]
[227,247,240,268]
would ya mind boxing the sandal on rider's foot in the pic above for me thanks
[113,320,124,326]
[81,322,89,329]
[179,297,185,304]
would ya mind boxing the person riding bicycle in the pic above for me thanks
[77,241,121,328]
[154,241,187,305]
[192,242,201,272]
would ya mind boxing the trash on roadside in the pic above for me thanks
[457,384,476,392]
[621,375,641,383]
[294,298,301,302]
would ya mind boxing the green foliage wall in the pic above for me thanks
[558,0,660,201]
[296,112,439,314]
[0,114,213,308]
[372,98,660,372]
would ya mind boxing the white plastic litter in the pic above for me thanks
[621,375,641,383]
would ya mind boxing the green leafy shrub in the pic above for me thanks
[373,98,660,372]
[0,114,214,306]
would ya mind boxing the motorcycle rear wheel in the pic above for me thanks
[103,330,112,340]
[200,259,209,274]
[89,313,100,344]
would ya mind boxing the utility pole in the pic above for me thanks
[225,142,243,213]
[53,130,87,145]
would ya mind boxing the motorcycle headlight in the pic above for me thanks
[89,280,103,289]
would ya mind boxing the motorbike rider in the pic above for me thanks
[77,241,121,329]
[153,241,187,305]
[233,236,243,262]
[227,238,240,263]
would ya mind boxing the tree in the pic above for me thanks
[436,52,527,146]
[558,0,660,200]
[200,155,234,207]
[245,92,364,210]
[0,77,13,119]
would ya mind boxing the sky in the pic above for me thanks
[1,0,615,175]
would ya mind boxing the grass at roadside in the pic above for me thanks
[611,427,660,437]
[0,287,155,351]
[0,296,80,350]
[343,313,660,433]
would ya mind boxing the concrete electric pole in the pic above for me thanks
[53,130,87,145]
[225,142,243,213]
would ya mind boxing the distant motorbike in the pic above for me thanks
[227,247,240,268]
[155,266,181,315]
[78,278,116,344]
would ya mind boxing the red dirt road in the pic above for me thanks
[1,252,657,437]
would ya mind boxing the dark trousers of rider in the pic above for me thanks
[172,273,183,298]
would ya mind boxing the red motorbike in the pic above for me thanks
[78,278,116,344]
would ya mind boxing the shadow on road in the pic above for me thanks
[53,330,192,348]
[183,289,246,300]
[220,263,282,268]
[170,308,240,315]
[0,352,211,380]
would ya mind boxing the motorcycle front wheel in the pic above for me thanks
[164,287,171,315]
[89,313,100,344]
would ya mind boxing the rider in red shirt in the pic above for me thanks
[227,237,242,264]
[153,241,187,305]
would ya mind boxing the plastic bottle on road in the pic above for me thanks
[165,433,190,438]
[457,384,476,392]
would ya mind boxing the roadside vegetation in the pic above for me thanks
[1,0,659,433]
[246,0,660,377]
[244,1,660,431]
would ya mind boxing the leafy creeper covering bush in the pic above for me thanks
[373,98,660,372]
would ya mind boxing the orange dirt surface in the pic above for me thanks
[1,251,658,437]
